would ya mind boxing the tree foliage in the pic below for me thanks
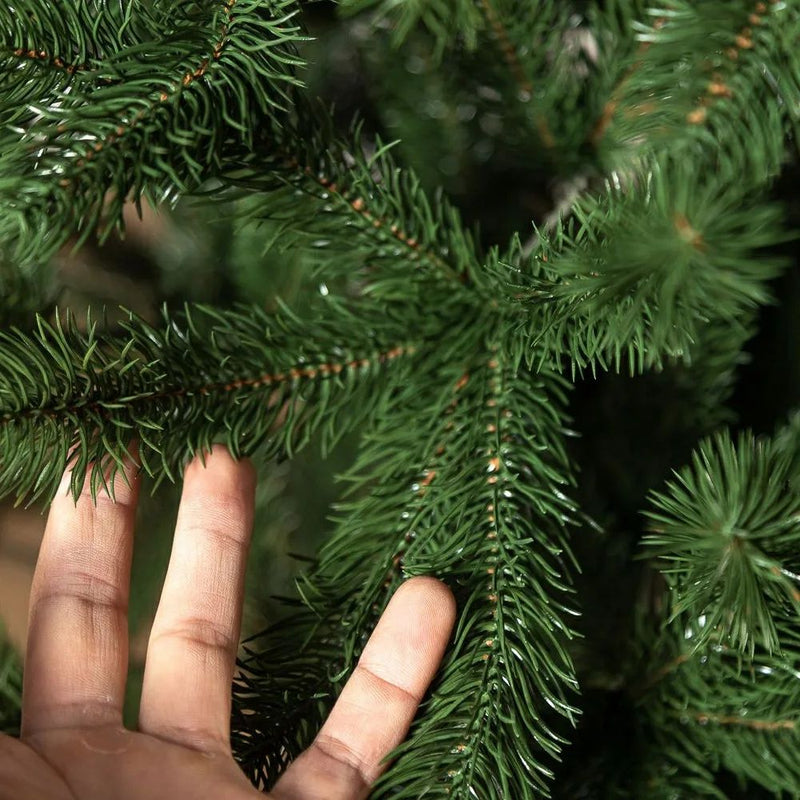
[0,299,416,505]
[630,421,800,796]
[645,429,800,656]
[234,326,581,798]
[1,0,800,797]
[0,0,305,265]
[217,102,483,290]
[498,159,786,375]
[598,1,800,179]
[616,610,800,798]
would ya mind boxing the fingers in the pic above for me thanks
[22,458,140,737]
[272,577,456,800]
[138,445,255,753]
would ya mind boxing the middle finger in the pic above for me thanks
[138,446,255,753]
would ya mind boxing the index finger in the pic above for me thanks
[271,576,456,800]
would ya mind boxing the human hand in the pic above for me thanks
[0,446,456,799]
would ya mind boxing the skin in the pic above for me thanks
[0,445,456,800]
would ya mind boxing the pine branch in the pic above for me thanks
[468,0,590,158]
[0,46,92,131]
[610,745,726,800]
[644,428,800,656]
[340,0,585,156]
[596,1,800,180]
[628,419,800,794]
[231,316,581,797]
[375,337,579,799]
[496,158,786,375]
[231,331,488,788]
[0,300,415,506]
[0,0,306,265]
[0,0,131,86]
[471,0,566,152]
[233,607,343,788]
[338,0,485,55]
[584,0,651,148]
[633,616,800,797]
[476,0,532,98]
[217,103,483,289]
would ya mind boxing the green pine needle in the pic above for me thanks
[645,430,800,656]
[0,0,306,265]
[498,157,787,376]
[215,101,484,291]
[0,300,415,506]
[233,324,581,797]
[596,1,800,180]
[632,615,800,797]
[2,0,800,797]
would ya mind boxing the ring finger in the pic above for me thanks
[21,458,140,737]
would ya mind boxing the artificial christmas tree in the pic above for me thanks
[1,0,800,796]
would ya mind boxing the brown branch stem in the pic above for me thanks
[477,0,555,149]
[286,158,465,283]
[693,711,795,732]
[589,24,660,147]
[1,344,414,424]
[1,45,91,75]
[67,0,237,172]
[379,367,472,588]
[635,653,690,696]
[592,1,774,147]
[684,1,772,128]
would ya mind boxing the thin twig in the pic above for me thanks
[693,712,795,732]
[1,344,414,423]
[477,0,555,149]
[2,45,91,75]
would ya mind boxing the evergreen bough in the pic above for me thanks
[2,0,800,796]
